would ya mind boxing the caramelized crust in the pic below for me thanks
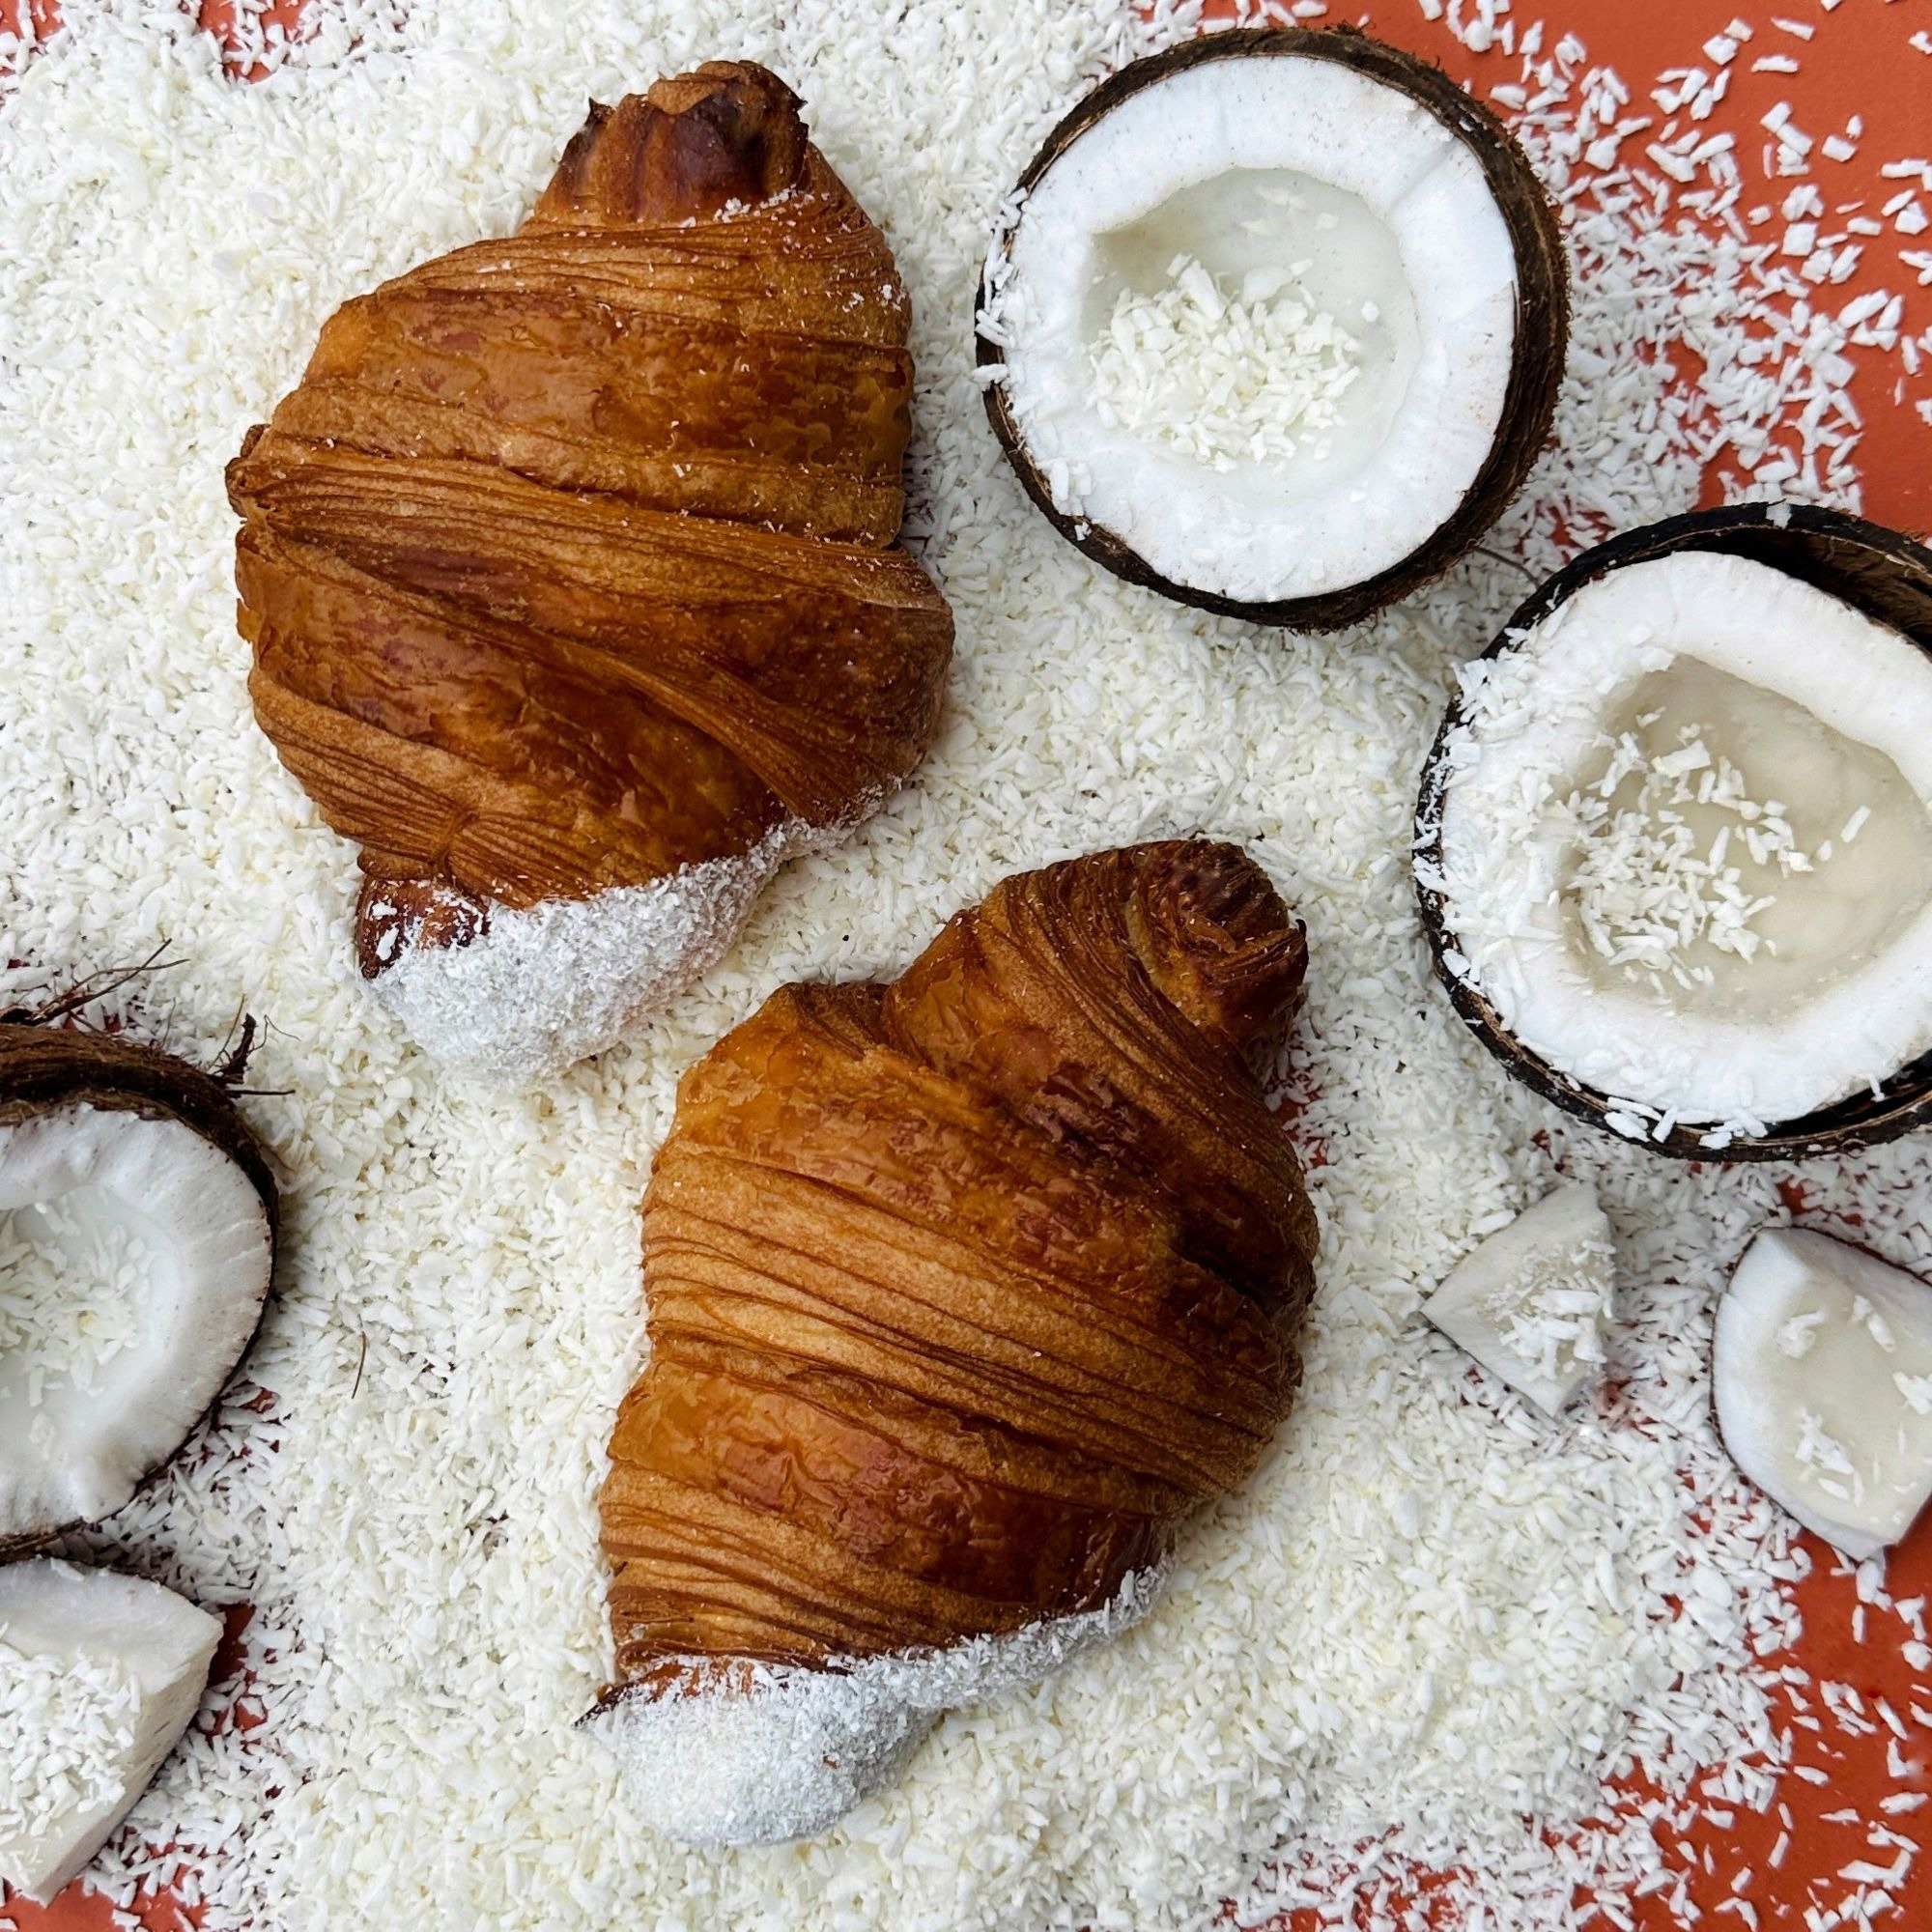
[601,840,1318,1677]
[227,63,952,962]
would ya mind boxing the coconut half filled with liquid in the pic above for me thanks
[1416,505,1932,1158]
[0,1018,277,1554]
[977,27,1568,629]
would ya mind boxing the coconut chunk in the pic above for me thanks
[1714,1228,1932,1560]
[1423,1183,1616,1416]
[0,1558,220,1902]
[0,1099,273,1549]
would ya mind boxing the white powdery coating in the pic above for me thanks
[1,3,1929,1931]
[370,824,810,1085]
[587,1572,1160,1848]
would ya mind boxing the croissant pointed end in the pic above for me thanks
[534,63,810,228]
[1130,840,1308,1047]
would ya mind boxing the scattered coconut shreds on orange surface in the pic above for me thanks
[3,3,1932,1932]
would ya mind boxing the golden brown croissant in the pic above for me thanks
[226,64,953,1080]
[587,838,1318,1844]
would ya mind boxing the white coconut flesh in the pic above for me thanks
[0,1100,272,1545]
[1422,1181,1616,1417]
[1431,549,1932,1135]
[0,1557,221,1902]
[1714,1229,1932,1562]
[988,52,1520,604]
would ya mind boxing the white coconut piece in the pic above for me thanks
[1431,549,1932,1132]
[0,1100,273,1547]
[367,819,822,1085]
[0,1558,221,1902]
[985,48,1522,607]
[1714,1228,1932,1561]
[1422,1182,1616,1416]
[585,1568,1160,1848]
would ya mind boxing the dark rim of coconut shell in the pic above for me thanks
[0,1014,280,1558]
[1414,502,1932,1165]
[975,25,1571,634]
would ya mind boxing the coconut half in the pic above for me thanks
[977,27,1568,629]
[1715,1230,1932,1562]
[0,1558,222,1902]
[1416,504,1932,1161]
[0,1018,277,1555]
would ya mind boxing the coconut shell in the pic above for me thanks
[0,1017,279,1557]
[977,25,1571,632]
[1414,502,1932,1164]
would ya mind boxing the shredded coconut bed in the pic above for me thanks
[3,2,1932,1930]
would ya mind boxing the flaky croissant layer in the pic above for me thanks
[600,839,1318,1714]
[228,63,952,1077]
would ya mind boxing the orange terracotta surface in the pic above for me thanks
[3,0,1930,1927]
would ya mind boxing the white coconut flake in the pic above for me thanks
[1423,1181,1617,1415]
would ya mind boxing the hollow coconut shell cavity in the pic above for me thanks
[1415,504,1932,1163]
[0,1009,278,1557]
[976,27,1569,631]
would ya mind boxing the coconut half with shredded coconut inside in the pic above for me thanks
[0,1015,277,1557]
[976,26,1568,630]
[0,1558,222,1902]
[1715,1229,1932,1562]
[1417,506,1932,1160]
